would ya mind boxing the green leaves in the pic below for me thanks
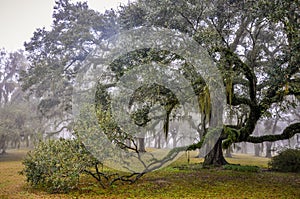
[269,148,300,172]
[21,138,98,193]
[22,0,120,120]
[223,126,240,149]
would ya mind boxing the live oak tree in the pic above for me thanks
[22,0,300,166]
[21,0,120,137]
[119,0,300,165]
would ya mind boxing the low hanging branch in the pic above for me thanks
[245,122,300,143]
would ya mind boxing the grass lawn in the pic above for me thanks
[0,149,299,198]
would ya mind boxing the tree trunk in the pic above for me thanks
[158,134,161,149]
[138,137,146,152]
[171,131,177,148]
[203,139,228,166]
[254,144,260,156]
[265,142,272,158]
[225,146,232,158]
[0,135,7,155]
[241,142,247,154]
[25,135,30,147]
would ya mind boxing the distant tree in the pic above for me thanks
[0,49,34,153]
[0,49,27,104]
[263,119,280,158]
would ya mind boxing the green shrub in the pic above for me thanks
[20,138,98,193]
[268,148,300,172]
[223,164,260,172]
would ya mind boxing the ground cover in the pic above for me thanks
[0,149,299,198]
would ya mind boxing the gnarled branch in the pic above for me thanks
[245,122,300,143]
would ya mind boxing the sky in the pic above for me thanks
[0,0,130,52]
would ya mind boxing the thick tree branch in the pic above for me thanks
[230,16,250,50]
[245,122,300,143]
[217,47,257,104]
[231,94,252,106]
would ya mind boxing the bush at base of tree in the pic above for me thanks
[268,148,300,173]
[20,138,98,193]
